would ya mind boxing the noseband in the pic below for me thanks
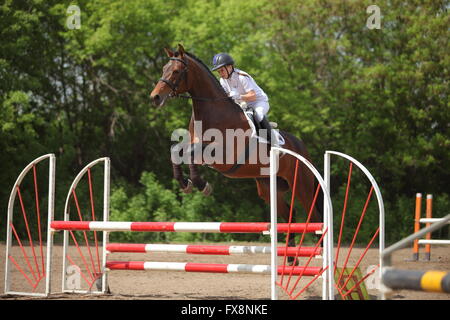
[158,57,188,97]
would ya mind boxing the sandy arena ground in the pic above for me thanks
[0,243,449,300]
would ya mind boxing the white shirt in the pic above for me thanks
[219,68,268,106]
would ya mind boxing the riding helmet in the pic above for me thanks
[211,53,235,71]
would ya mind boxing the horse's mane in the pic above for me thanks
[174,50,245,115]
[176,50,228,97]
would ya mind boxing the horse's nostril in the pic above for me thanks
[152,94,161,105]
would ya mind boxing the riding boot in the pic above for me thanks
[258,116,273,146]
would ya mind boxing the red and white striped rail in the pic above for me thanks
[106,243,322,257]
[106,261,322,276]
[51,221,323,234]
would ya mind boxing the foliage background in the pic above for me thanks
[1,0,448,244]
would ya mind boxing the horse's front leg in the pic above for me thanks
[186,142,212,196]
[170,142,193,193]
[172,162,193,193]
[188,163,212,196]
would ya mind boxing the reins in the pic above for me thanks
[159,56,231,102]
[175,94,231,102]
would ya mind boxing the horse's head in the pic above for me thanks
[150,44,190,107]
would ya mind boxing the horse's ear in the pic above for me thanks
[164,47,174,57]
[178,44,185,57]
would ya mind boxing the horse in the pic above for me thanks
[150,44,322,260]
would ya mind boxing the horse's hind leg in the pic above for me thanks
[293,165,323,224]
[255,177,298,265]
[290,166,324,246]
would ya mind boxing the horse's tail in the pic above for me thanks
[314,181,324,223]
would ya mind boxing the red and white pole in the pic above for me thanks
[106,243,322,257]
[106,261,322,276]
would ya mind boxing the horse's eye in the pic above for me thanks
[173,70,179,75]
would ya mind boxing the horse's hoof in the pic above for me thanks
[181,179,193,193]
[201,182,213,196]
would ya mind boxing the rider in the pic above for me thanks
[211,53,274,144]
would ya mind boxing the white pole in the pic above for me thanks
[323,152,334,300]
[45,154,56,296]
[4,180,15,294]
[102,158,111,293]
[61,195,70,292]
[418,239,450,245]
[419,218,450,224]
[269,148,279,300]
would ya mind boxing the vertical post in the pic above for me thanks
[323,152,334,300]
[102,158,111,293]
[61,195,70,292]
[45,154,56,296]
[378,184,385,279]
[424,194,433,261]
[412,193,422,260]
[269,148,279,300]
[5,186,15,294]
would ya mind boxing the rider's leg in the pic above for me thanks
[252,102,273,145]
[252,101,269,123]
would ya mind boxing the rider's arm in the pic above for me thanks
[219,78,231,96]
[238,73,258,102]
[240,90,257,102]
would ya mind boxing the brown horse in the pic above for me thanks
[150,44,322,253]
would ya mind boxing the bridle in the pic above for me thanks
[158,57,188,98]
[158,56,231,102]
